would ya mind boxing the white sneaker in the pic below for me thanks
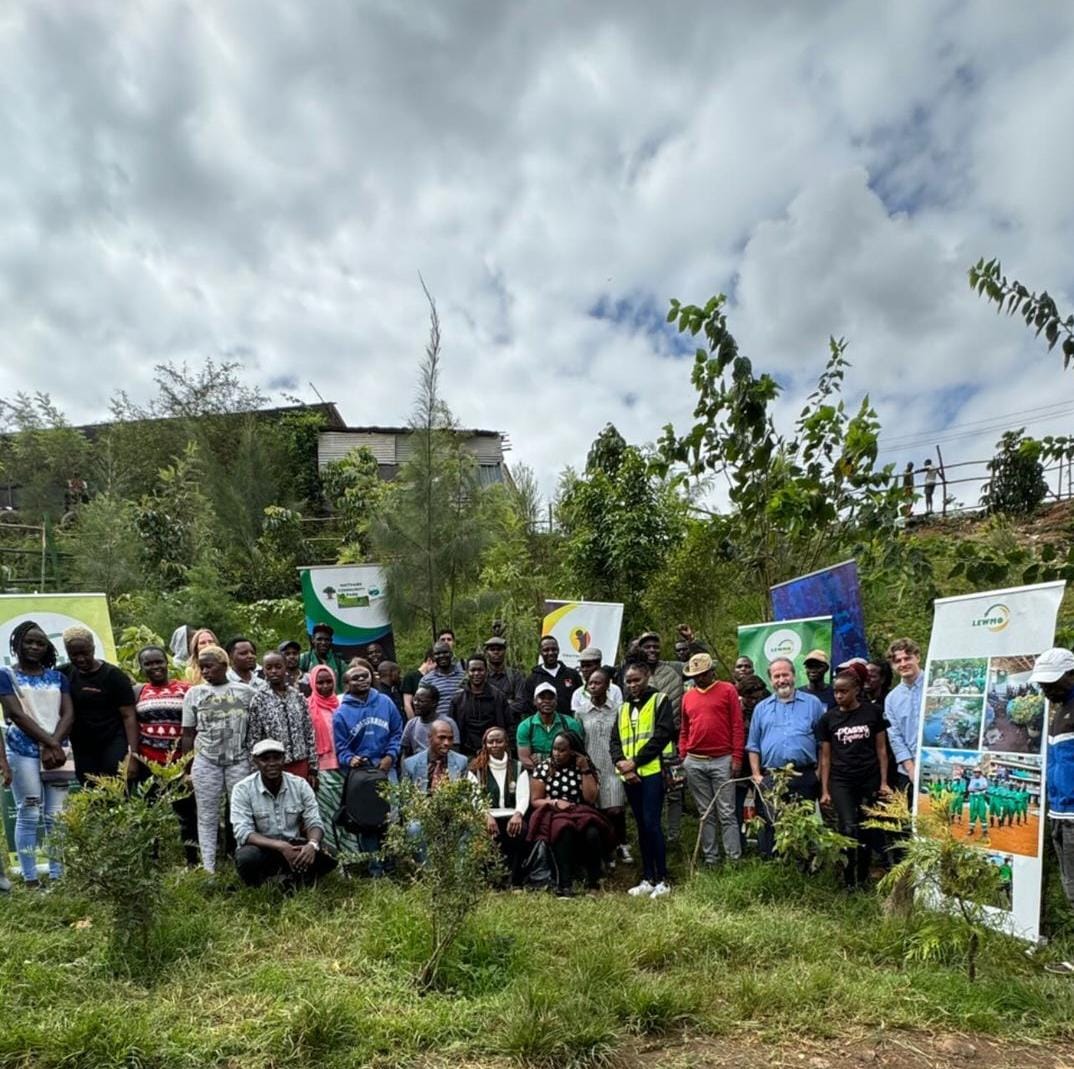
[617,844,634,863]
[627,880,654,897]
[649,881,671,899]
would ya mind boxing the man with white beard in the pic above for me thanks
[746,657,825,859]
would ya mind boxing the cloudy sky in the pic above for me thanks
[3,2,1073,504]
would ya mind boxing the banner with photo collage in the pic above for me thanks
[914,581,1066,942]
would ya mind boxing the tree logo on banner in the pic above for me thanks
[764,628,802,661]
[971,603,1011,632]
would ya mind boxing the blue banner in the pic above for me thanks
[770,560,868,668]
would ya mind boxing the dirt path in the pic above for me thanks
[624,1031,1074,1068]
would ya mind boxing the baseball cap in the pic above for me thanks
[277,639,301,653]
[534,682,557,698]
[1030,648,1074,684]
[637,631,660,644]
[683,652,714,678]
[579,646,603,663]
[483,635,507,647]
[803,648,830,667]
[252,739,286,757]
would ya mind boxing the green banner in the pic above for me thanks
[0,592,117,668]
[737,615,833,686]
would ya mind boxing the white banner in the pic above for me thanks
[542,599,624,668]
[915,581,1066,941]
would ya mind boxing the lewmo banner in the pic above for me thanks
[299,565,394,658]
[771,560,869,669]
[542,600,624,669]
[737,616,833,685]
[914,581,1065,942]
[0,593,117,667]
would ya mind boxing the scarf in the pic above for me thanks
[307,665,340,770]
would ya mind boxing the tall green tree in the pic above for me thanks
[656,296,904,610]
[556,424,687,638]
[372,285,492,639]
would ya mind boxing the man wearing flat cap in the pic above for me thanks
[230,738,336,889]
[1034,648,1074,906]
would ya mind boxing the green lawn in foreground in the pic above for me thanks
[4,855,1074,1069]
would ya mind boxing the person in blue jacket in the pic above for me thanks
[332,658,403,870]
[333,659,404,774]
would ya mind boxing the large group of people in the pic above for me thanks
[4,618,1074,911]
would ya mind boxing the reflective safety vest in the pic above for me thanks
[618,691,670,777]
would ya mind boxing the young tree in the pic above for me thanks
[322,446,385,560]
[981,429,1049,517]
[372,284,492,638]
[61,493,145,599]
[656,297,903,608]
[556,424,687,639]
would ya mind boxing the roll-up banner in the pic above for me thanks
[298,565,394,659]
[737,616,833,685]
[0,592,117,667]
[542,600,624,669]
[771,560,869,669]
[914,581,1066,942]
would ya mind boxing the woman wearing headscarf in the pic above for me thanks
[0,621,74,887]
[62,626,139,785]
[469,726,530,886]
[527,730,612,896]
[305,664,357,854]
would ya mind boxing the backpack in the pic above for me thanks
[333,766,391,835]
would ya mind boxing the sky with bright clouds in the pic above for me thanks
[3,2,1073,505]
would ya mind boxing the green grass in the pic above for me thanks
[3,855,1074,1068]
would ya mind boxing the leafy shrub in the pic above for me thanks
[57,758,191,977]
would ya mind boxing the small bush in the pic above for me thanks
[57,757,191,977]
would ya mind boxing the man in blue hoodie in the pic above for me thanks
[1035,648,1074,907]
[332,661,404,869]
[333,662,404,773]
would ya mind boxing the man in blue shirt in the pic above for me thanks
[746,657,825,857]
[883,638,925,793]
[1034,647,1074,907]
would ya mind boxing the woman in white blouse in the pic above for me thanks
[468,726,529,887]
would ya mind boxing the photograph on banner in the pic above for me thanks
[770,560,868,669]
[921,693,986,750]
[917,748,1042,858]
[983,656,1045,755]
[542,600,623,669]
[298,564,394,659]
[0,592,117,667]
[913,580,1065,941]
[737,616,832,686]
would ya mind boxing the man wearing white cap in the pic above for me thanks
[1033,648,1074,906]
[230,738,336,888]
[516,682,583,772]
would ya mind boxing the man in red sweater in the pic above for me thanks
[680,652,746,865]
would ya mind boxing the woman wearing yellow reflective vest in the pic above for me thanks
[610,660,677,898]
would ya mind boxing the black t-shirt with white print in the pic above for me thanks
[815,701,888,782]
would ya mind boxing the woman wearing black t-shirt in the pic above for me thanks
[62,627,139,784]
[816,670,890,889]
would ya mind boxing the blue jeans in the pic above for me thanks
[625,773,667,883]
[7,750,69,882]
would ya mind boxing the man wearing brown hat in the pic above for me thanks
[679,653,746,864]
[802,648,835,708]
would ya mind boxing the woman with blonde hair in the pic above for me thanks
[185,628,220,684]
